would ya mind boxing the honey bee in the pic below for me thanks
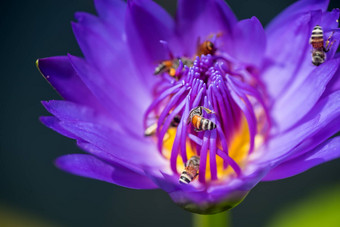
[187,106,216,132]
[179,156,200,184]
[309,25,335,66]
[197,40,217,56]
[144,115,182,137]
[144,122,158,137]
[196,33,222,56]
[154,58,193,77]
[170,115,181,127]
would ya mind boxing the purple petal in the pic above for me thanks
[257,90,340,166]
[266,0,329,34]
[320,9,340,60]
[40,101,156,166]
[94,0,126,28]
[72,13,127,74]
[37,56,101,109]
[263,136,340,181]
[321,8,340,28]
[40,116,78,139]
[76,141,148,176]
[58,120,166,169]
[41,100,117,127]
[263,10,320,99]
[67,54,146,129]
[176,0,237,56]
[276,10,340,100]
[264,6,339,101]
[323,64,340,98]
[72,12,151,104]
[272,58,340,131]
[125,0,176,90]
[230,17,266,68]
[55,154,158,189]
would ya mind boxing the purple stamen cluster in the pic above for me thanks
[144,51,270,183]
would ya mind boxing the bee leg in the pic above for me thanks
[324,32,335,52]
[186,116,192,125]
[194,128,202,132]
[324,40,336,52]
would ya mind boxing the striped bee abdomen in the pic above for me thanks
[202,117,217,131]
[310,25,324,49]
[179,156,200,184]
[179,171,195,184]
[191,111,216,131]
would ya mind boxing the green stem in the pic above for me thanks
[192,211,230,227]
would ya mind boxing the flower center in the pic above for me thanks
[143,36,270,184]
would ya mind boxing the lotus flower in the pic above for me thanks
[37,0,340,214]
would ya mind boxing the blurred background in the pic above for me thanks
[1,0,339,226]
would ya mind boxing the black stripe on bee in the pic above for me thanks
[179,176,191,184]
[170,115,181,127]
[210,120,216,130]
[199,118,205,130]
[203,119,209,130]
[202,118,216,130]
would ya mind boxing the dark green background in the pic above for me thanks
[1,0,339,226]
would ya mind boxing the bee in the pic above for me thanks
[197,40,216,56]
[309,25,335,66]
[170,115,181,127]
[144,122,158,137]
[144,115,182,137]
[154,58,193,77]
[179,156,200,184]
[187,106,216,132]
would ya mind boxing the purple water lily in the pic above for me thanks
[37,0,340,214]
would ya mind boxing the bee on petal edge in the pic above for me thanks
[309,25,335,66]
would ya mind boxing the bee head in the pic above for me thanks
[206,41,214,51]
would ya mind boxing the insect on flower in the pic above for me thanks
[187,106,217,132]
[154,58,193,77]
[197,40,217,56]
[309,25,336,66]
[179,156,200,184]
[145,115,181,137]
[170,115,181,127]
[196,33,222,56]
[144,122,158,137]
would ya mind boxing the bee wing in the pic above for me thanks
[186,109,195,124]
[309,37,313,44]
[201,106,214,114]
[186,116,191,125]
[196,37,201,49]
